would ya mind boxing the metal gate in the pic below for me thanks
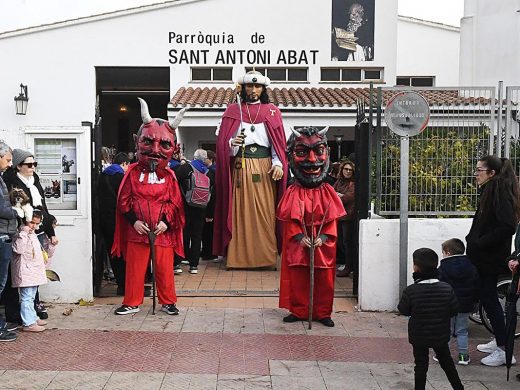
[372,86,496,216]
[504,86,520,177]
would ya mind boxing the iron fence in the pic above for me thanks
[505,86,520,177]
[373,87,496,216]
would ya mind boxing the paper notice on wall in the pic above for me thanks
[40,175,62,204]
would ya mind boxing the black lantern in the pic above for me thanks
[14,84,28,115]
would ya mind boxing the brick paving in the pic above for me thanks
[0,265,518,389]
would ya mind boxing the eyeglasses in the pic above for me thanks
[21,162,37,168]
[474,168,489,173]
[343,168,353,172]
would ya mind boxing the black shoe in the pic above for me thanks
[189,266,198,274]
[336,268,351,277]
[144,286,152,297]
[161,304,179,315]
[36,311,49,320]
[318,317,335,327]
[6,322,21,332]
[283,314,302,323]
[114,305,140,315]
[35,303,49,319]
[0,329,17,342]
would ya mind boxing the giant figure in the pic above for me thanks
[112,98,185,315]
[278,126,345,327]
[214,71,288,269]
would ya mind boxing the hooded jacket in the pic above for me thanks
[438,254,480,313]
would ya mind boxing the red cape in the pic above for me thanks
[111,163,185,258]
[277,183,345,310]
[213,102,288,256]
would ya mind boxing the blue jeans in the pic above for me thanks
[451,312,470,355]
[0,238,12,329]
[19,286,38,327]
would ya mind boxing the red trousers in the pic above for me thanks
[123,241,177,307]
[285,266,335,320]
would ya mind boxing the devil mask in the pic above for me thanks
[287,126,330,188]
[134,98,186,172]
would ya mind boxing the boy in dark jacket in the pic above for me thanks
[439,238,479,365]
[398,248,463,390]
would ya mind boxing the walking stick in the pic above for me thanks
[308,195,315,330]
[235,92,246,187]
[303,200,331,330]
[146,201,158,315]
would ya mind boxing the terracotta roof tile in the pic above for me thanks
[170,87,492,108]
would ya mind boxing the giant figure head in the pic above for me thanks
[134,98,186,172]
[237,70,270,104]
[287,126,330,188]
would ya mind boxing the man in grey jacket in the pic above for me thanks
[0,140,19,342]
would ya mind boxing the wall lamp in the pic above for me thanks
[14,84,29,115]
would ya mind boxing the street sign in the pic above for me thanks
[383,91,430,297]
[385,91,430,137]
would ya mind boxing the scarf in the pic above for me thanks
[412,269,439,283]
[17,173,43,207]
[191,159,208,174]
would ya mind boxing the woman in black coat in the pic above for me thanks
[1,149,59,323]
[466,155,520,366]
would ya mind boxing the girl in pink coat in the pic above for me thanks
[11,210,48,332]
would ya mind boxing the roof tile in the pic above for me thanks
[170,87,492,108]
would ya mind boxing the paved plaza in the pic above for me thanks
[0,261,518,389]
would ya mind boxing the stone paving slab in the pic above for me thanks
[0,303,518,389]
[0,363,517,390]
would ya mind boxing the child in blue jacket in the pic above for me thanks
[439,238,480,365]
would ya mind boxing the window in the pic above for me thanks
[191,67,232,82]
[396,76,435,87]
[321,68,340,82]
[245,67,308,82]
[342,69,362,81]
[320,67,384,83]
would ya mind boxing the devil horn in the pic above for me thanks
[290,126,302,137]
[318,126,329,135]
[138,97,153,124]
[169,107,188,129]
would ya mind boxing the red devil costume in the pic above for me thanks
[214,71,288,268]
[112,98,185,315]
[278,127,345,327]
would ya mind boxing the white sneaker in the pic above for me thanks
[481,347,516,367]
[477,339,497,353]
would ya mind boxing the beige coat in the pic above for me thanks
[11,229,47,288]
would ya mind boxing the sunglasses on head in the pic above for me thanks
[21,162,38,168]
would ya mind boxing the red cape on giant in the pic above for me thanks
[213,102,288,256]
[111,163,185,259]
[277,183,345,313]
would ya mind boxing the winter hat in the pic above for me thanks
[12,149,34,169]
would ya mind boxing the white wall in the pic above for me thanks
[0,0,398,301]
[397,16,460,86]
[460,0,520,86]
[358,218,473,311]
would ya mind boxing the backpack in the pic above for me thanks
[183,164,211,208]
